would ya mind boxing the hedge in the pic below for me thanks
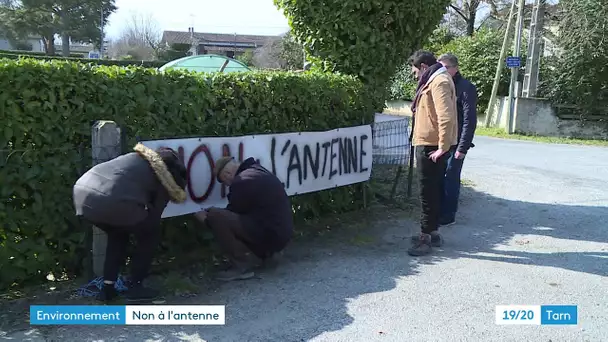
[0,53,166,68]
[0,49,85,58]
[0,58,375,290]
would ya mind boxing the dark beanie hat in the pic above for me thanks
[157,148,187,189]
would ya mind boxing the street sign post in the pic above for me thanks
[506,56,521,68]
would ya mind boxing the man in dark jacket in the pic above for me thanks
[194,156,294,281]
[73,143,187,302]
[438,53,478,225]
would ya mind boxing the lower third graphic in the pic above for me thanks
[495,305,577,325]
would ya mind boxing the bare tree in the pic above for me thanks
[0,0,17,9]
[109,10,161,60]
[252,37,284,69]
[448,0,507,36]
[252,33,304,70]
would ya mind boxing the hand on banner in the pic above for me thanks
[194,209,208,222]
[206,207,219,212]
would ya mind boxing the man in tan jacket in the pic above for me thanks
[408,50,458,256]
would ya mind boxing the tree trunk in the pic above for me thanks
[466,12,476,35]
[44,35,55,55]
[41,37,47,54]
[466,1,478,36]
[60,11,70,57]
[61,33,70,57]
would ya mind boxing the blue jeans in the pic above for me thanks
[440,149,465,222]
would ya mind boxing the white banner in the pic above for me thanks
[141,124,373,218]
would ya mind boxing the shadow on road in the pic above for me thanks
[2,184,607,341]
[4,208,421,342]
[417,186,608,278]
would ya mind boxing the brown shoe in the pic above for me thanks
[410,233,443,247]
[408,233,433,256]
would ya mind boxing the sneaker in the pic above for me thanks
[439,218,456,227]
[408,234,433,256]
[125,282,160,302]
[96,283,118,302]
[216,267,255,281]
[410,233,443,247]
[218,255,265,270]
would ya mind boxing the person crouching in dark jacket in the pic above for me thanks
[194,156,294,281]
[73,143,187,302]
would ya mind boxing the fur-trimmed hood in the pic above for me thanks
[133,143,188,203]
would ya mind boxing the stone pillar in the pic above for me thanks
[91,121,122,278]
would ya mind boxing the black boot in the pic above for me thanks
[125,280,160,302]
[97,283,118,302]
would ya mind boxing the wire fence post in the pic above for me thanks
[390,166,404,199]
[91,120,122,278]
[371,114,411,202]
[362,116,368,209]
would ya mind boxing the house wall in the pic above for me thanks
[384,100,413,116]
[0,38,44,52]
[30,39,45,52]
[55,43,94,56]
[0,39,11,50]
[489,96,608,139]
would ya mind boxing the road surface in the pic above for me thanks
[3,136,607,341]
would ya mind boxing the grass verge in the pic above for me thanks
[476,127,608,147]
[369,164,420,225]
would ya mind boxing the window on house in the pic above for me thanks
[226,51,235,58]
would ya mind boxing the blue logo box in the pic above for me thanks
[540,305,577,325]
[30,305,126,325]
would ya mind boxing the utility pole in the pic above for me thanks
[522,0,546,98]
[100,8,104,59]
[484,0,517,128]
[506,0,526,134]
[189,14,196,55]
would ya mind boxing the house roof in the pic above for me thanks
[161,30,282,47]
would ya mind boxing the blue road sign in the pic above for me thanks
[506,56,521,68]
[88,51,100,59]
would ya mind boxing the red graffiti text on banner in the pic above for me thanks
[169,142,246,203]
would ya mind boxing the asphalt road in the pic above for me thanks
[3,135,607,341]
